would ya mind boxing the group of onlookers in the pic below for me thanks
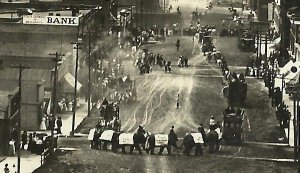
[177,55,189,67]
[8,130,57,157]
[57,97,80,114]
[39,115,63,134]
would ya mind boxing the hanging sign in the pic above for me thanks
[23,15,79,26]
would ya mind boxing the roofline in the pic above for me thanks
[0,55,54,60]
[0,2,100,11]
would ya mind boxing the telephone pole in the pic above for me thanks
[49,52,64,153]
[140,0,143,30]
[11,64,30,173]
[70,40,82,136]
[88,28,91,117]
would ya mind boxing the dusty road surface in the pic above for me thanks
[34,0,298,173]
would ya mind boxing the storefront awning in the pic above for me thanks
[62,73,82,93]
[280,60,300,75]
[269,37,281,49]
[274,37,281,45]
[281,60,300,84]
[287,71,300,85]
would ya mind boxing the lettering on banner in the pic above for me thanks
[119,133,134,145]
[191,133,204,144]
[99,130,115,141]
[155,134,168,146]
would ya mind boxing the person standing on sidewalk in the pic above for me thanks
[55,117,62,134]
[4,163,9,173]
[21,130,28,150]
[11,164,16,173]
[48,115,55,130]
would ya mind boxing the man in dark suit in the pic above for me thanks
[56,117,62,134]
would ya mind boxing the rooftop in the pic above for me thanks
[0,85,18,114]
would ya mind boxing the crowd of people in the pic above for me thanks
[177,55,189,67]
[96,98,121,131]
[7,130,57,157]
[134,49,174,74]
[197,23,247,106]
[275,102,291,128]
[244,46,292,129]
[57,97,80,113]
[38,115,63,134]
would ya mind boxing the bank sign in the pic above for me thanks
[23,15,79,26]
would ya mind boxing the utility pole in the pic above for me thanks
[259,27,262,59]
[70,39,82,136]
[135,0,138,29]
[140,0,143,30]
[11,64,30,173]
[293,93,297,161]
[256,26,259,60]
[49,52,64,153]
[88,28,91,117]
[145,3,148,28]
[265,32,268,56]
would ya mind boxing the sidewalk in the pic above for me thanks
[60,98,88,136]
[0,99,88,172]
[0,150,40,173]
[275,77,295,147]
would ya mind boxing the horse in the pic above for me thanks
[182,132,205,156]
[144,132,179,155]
[206,128,219,153]
[98,130,145,154]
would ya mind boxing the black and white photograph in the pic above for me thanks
[0,0,300,172]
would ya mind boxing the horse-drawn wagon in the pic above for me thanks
[222,110,244,144]
[222,73,247,107]
[201,36,214,54]
[239,29,255,51]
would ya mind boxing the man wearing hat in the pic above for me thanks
[209,116,216,127]
[198,124,206,144]
[168,126,179,151]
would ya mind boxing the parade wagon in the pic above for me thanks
[239,29,255,51]
[222,111,244,144]
[222,80,247,107]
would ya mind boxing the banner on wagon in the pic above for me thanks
[191,133,204,144]
[99,130,115,141]
[155,134,168,146]
[119,133,134,145]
